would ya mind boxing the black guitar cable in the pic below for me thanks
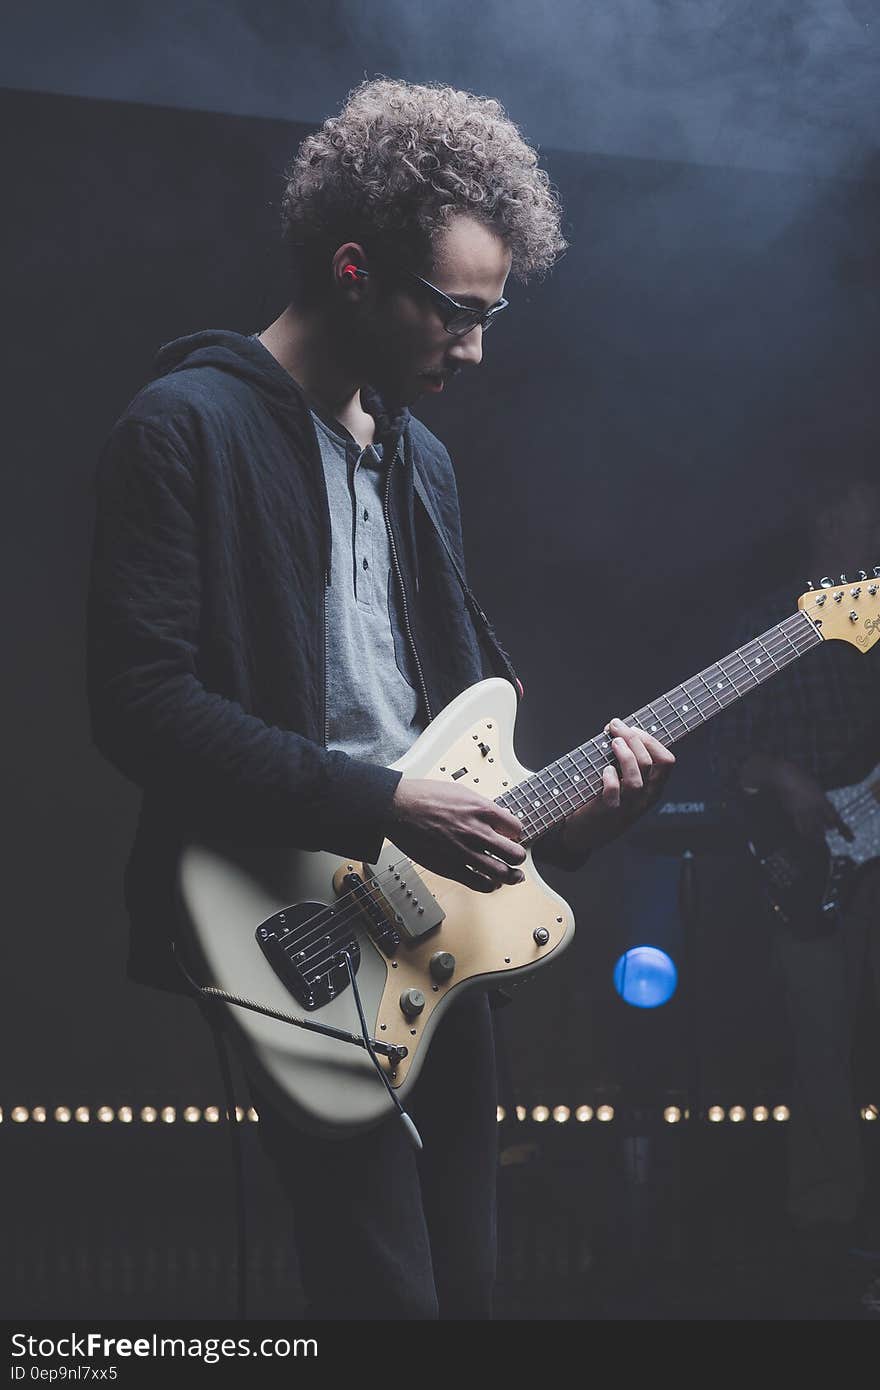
[338,948,423,1151]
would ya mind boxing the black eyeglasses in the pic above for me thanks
[402,271,508,337]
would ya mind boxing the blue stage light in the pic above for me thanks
[613,946,677,1008]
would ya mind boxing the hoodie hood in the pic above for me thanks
[152,329,411,451]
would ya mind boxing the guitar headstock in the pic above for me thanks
[798,568,880,652]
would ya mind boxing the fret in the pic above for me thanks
[703,665,738,708]
[679,676,714,725]
[636,702,675,741]
[776,623,802,663]
[653,697,690,736]
[663,687,703,733]
[727,647,762,694]
[692,670,725,715]
[536,766,579,817]
[562,750,596,793]
[549,764,582,815]
[754,634,781,672]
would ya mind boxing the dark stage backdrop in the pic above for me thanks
[4,87,879,1122]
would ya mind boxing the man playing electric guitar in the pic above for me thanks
[87,79,674,1321]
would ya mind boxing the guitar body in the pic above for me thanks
[176,678,574,1139]
[747,764,880,934]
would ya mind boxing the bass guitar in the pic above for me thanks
[747,762,880,934]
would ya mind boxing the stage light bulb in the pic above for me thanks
[11,1106,28,1123]
[74,1107,90,1123]
[161,1107,176,1124]
[531,1105,550,1123]
[708,1106,725,1123]
[183,1106,201,1123]
[861,1105,878,1122]
[753,1106,769,1122]
[118,1107,133,1123]
[552,1106,570,1123]
[664,1106,682,1124]
[97,1106,114,1123]
[515,1105,527,1122]
[140,1107,157,1123]
[613,946,677,1008]
[496,1106,506,1122]
[31,1106,47,1123]
[247,1107,259,1122]
[729,1106,746,1123]
[596,1105,614,1122]
[773,1105,790,1122]
[204,1106,220,1123]
[54,1106,71,1123]
[575,1105,593,1122]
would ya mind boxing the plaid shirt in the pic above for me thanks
[709,581,880,795]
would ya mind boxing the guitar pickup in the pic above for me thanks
[369,861,446,941]
[451,766,468,780]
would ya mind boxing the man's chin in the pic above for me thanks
[394,379,434,407]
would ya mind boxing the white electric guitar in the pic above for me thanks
[176,572,880,1140]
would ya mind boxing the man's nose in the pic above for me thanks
[449,323,483,367]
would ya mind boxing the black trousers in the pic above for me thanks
[251,990,499,1320]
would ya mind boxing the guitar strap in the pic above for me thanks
[410,456,524,701]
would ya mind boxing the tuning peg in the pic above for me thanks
[873,565,880,579]
[805,579,815,591]
[858,570,868,581]
[839,573,848,585]
[820,576,833,588]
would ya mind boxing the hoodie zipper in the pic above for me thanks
[384,452,433,725]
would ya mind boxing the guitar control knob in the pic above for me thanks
[533,927,550,946]
[429,951,456,982]
[399,988,426,1018]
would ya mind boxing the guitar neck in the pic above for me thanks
[498,608,823,848]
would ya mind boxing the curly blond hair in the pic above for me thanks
[281,77,567,301]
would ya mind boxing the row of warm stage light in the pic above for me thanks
[0,1106,259,1124]
[2,1103,879,1125]
[497,1103,880,1125]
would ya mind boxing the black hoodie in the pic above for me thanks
[87,330,519,991]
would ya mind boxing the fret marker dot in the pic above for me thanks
[573,774,580,782]
[602,742,609,750]
[716,681,724,688]
[534,800,541,807]
[681,704,689,713]
[754,658,761,665]
[650,725,657,732]
[554,788,561,795]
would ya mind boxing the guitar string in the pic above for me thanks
[281,605,848,983]
[279,608,845,979]
[828,786,880,827]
